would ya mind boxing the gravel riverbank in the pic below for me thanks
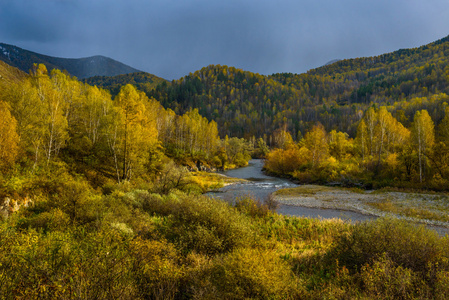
[273,185,449,229]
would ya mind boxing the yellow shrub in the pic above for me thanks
[208,247,303,299]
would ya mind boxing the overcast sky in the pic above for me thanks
[1,0,449,80]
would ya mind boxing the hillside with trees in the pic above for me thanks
[142,35,449,144]
[0,42,141,79]
[83,72,166,97]
[83,71,167,98]
[0,62,256,190]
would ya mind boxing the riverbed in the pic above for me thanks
[207,159,449,235]
[207,159,375,223]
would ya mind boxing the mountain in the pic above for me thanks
[0,43,141,79]
[84,72,167,97]
[145,34,449,139]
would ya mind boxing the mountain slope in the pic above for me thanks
[84,72,167,97]
[0,60,27,84]
[0,43,140,79]
[146,34,449,139]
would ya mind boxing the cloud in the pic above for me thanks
[1,0,449,79]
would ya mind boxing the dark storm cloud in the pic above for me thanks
[0,0,77,42]
[1,0,449,79]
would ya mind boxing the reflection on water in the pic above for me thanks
[207,159,375,223]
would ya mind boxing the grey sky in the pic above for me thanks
[1,0,449,80]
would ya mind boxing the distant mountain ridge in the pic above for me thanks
[0,43,141,79]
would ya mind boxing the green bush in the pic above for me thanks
[137,191,255,255]
[435,270,449,300]
[129,237,183,299]
[332,218,449,276]
[235,196,270,218]
[17,208,70,232]
[360,253,422,299]
[329,216,449,299]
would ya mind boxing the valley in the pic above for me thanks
[1,34,449,299]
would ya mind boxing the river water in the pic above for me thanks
[207,159,375,223]
[207,159,449,235]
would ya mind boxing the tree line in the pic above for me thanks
[264,103,449,190]
[0,64,252,186]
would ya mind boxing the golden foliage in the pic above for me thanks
[0,101,19,169]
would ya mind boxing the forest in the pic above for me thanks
[1,34,449,299]
[263,101,449,190]
[137,35,449,141]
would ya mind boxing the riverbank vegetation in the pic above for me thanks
[1,181,449,299]
[264,101,449,191]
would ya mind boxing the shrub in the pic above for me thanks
[206,247,303,299]
[435,270,449,300]
[137,191,255,255]
[332,217,449,277]
[17,208,70,232]
[360,253,420,299]
[129,237,183,299]
[153,161,189,194]
[234,196,270,218]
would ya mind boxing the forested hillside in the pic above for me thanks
[84,71,167,97]
[145,35,449,142]
[0,43,141,79]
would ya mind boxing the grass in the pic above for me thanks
[274,185,332,197]
[368,198,449,223]
[188,171,245,192]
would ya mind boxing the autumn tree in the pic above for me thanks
[411,110,435,183]
[264,146,311,174]
[272,128,294,149]
[2,79,43,167]
[355,119,368,160]
[113,84,158,181]
[427,106,449,180]
[31,64,69,165]
[375,106,391,165]
[254,137,269,158]
[364,107,377,157]
[4,64,69,168]
[0,101,19,170]
[303,123,328,167]
[328,130,353,161]
[223,137,253,167]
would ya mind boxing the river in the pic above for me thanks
[206,159,449,236]
[207,159,376,223]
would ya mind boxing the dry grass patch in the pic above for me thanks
[189,171,245,192]
[368,198,449,223]
[274,185,332,197]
